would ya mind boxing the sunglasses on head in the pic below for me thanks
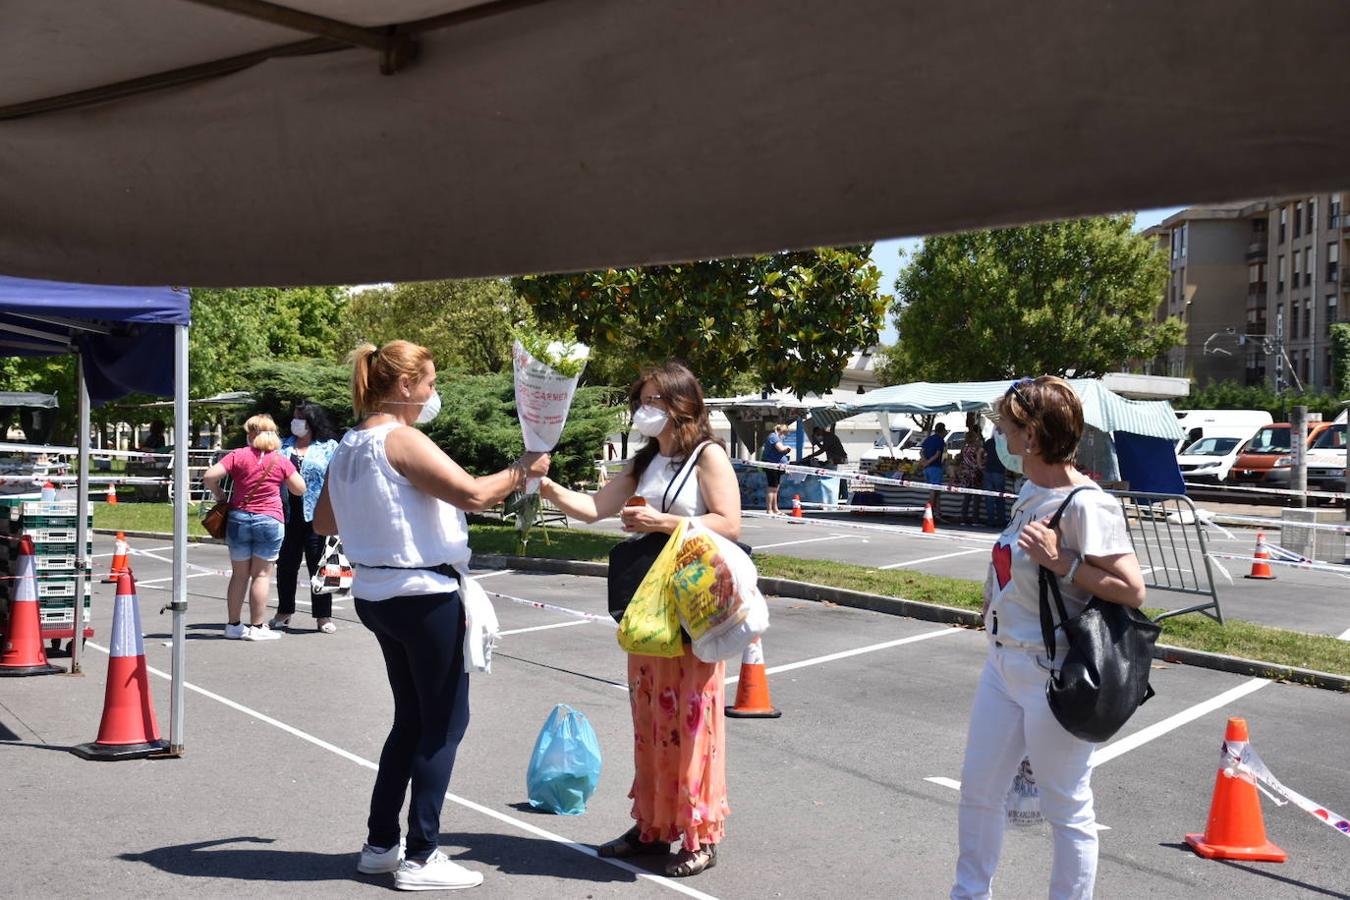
[1005,377,1036,414]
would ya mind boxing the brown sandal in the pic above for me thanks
[666,844,717,877]
[596,825,665,859]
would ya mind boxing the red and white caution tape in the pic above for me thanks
[734,459,1019,500]
[742,509,995,546]
[1222,740,1350,839]
[1205,551,1350,579]
[1184,480,1350,501]
[485,590,616,627]
[796,501,927,514]
[1207,513,1350,535]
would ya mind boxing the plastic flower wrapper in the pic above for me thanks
[511,326,589,553]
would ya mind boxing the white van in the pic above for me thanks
[1175,431,1258,483]
[1173,410,1272,452]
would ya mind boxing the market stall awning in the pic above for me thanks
[2,2,1348,286]
[0,392,59,409]
[0,275,190,403]
[837,379,1185,442]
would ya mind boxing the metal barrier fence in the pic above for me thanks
[1109,490,1223,624]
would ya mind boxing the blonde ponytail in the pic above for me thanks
[245,414,281,452]
[347,340,434,416]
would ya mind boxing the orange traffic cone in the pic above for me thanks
[0,537,63,677]
[791,495,803,518]
[1244,533,1275,580]
[922,502,937,534]
[72,572,168,760]
[1185,718,1287,862]
[725,637,781,719]
[105,483,117,505]
[104,532,131,583]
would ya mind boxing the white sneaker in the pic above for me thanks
[358,841,404,874]
[223,623,249,640]
[242,624,282,641]
[394,850,483,891]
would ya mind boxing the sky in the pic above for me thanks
[868,205,1187,343]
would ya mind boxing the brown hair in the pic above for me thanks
[995,375,1083,464]
[244,414,281,452]
[627,361,723,480]
[348,340,434,416]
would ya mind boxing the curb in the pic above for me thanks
[95,528,224,546]
[96,533,1350,692]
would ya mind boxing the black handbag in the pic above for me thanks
[1038,487,1161,743]
[607,442,751,623]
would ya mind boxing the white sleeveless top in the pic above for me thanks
[635,449,708,516]
[326,423,469,601]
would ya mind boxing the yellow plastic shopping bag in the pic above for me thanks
[616,519,686,658]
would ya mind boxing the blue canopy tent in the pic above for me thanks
[0,274,191,756]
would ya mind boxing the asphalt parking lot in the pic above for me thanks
[2,536,1348,899]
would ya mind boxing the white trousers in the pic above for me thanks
[951,645,1099,900]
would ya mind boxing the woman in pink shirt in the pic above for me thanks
[203,414,306,641]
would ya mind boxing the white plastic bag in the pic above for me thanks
[670,520,769,663]
[1006,756,1043,827]
[456,566,500,674]
[310,535,353,595]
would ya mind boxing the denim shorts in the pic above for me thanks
[226,510,285,562]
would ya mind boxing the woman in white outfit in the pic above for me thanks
[313,339,549,892]
[951,376,1145,900]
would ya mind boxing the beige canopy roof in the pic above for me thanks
[2,1,1348,287]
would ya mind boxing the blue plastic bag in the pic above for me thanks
[526,704,602,815]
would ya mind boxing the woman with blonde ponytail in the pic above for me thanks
[313,339,550,891]
[203,414,307,641]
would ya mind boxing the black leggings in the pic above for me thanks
[355,592,470,860]
[276,514,329,618]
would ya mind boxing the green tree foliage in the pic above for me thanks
[1330,322,1350,398]
[189,286,346,397]
[1173,380,1344,419]
[882,216,1183,382]
[514,247,888,396]
[421,372,622,485]
[242,359,354,435]
[339,279,531,375]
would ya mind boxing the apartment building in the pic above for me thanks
[1145,193,1347,390]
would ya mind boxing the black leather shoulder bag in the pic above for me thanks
[1038,486,1161,743]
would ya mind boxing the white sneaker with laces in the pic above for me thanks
[242,624,282,641]
[223,623,249,640]
[394,850,483,891]
[358,841,404,874]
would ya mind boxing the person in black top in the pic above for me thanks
[983,433,1008,527]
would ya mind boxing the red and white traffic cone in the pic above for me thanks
[922,502,937,534]
[105,483,118,505]
[725,638,782,719]
[72,572,167,760]
[0,537,62,677]
[104,532,131,583]
[1244,533,1275,580]
[791,495,803,519]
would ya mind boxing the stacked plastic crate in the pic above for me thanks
[0,498,93,645]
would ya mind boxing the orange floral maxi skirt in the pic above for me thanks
[626,653,729,851]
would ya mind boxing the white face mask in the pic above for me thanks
[415,390,441,425]
[290,418,309,438]
[632,405,669,438]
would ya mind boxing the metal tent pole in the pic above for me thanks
[71,354,90,675]
[169,324,189,756]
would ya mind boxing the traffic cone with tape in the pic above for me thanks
[1185,717,1286,862]
[72,572,168,760]
[105,483,117,505]
[922,502,937,534]
[1244,533,1275,580]
[725,637,781,719]
[791,495,803,518]
[103,532,131,583]
[0,537,62,677]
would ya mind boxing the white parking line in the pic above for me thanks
[500,620,592,637]
[83,641,722,900]
[1338,625,1350,641]
[880,548,987,570]
[93,544,174,558]
[754,534,852,551]
[136,571,216,587]
[727,626,963,684]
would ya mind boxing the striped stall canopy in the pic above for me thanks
[836,379,1184,441]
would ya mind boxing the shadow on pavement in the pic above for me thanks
[118,837,356,883]
[443,831,640,884]
[1160,842,1349,899]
